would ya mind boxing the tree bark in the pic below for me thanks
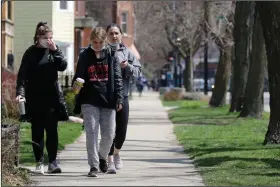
[209,45,232,107]
[257,2,280,145]
[164,25,194,91]
[229,1,255,112]
[240,9,266,118]
[203,1,209,95]
[184,50,193,92]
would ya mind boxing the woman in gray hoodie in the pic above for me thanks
[106,23,142,174]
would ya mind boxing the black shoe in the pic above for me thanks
[88,167,98,177]
[47,160,62,174]
[99,159,108,173]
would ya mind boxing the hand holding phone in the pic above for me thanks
[120,60,128,68]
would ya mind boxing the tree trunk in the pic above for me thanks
[229,1,255,112]
[257,2,280,145]
[240,9,266,118]
[209,45,232,107]
[184,54,193,92]
[183,48,193,92]
[203,1,209,95]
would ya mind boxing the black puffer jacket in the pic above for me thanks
[16,45,68,121]
[72,46,123,113]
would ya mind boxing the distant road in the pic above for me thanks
[205,91,270,112]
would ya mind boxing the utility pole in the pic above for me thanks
[172,0,177,87]
[203,1,209,95]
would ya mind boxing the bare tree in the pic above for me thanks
[229,1,255,112]
[134,2,173,76]
[240,8,267,118]
[257,1,280,145]
[162,1,204,91]
[85,1,115,27]
[209,1,235,107]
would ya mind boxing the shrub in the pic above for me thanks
[1,67,18,119]
[64,89,76,116]
[163,88,184,101]
[158,87,170,95]
[1,121,30,186]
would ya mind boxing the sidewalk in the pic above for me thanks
[27,91,204,186]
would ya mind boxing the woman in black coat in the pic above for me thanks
[16,22,68,175]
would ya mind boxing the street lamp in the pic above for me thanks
[176,37,181,45]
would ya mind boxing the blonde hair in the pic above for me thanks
[90,27,107,41]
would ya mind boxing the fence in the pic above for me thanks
[58,72,75,89]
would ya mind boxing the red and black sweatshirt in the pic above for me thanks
[73,47,123,109]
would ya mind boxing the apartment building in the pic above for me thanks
[1,0,15,70]
[86,1,140,60]
[14,1,75,73]
[74,1,98,69]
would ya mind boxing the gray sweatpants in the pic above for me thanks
[81,104,116,169]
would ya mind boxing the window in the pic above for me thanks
[121,12,128,34]
[60,0,67,10]
[7,1,12,20]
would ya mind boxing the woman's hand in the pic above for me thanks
[120,60,128,68]
[47,39,57,51]
[116,103,123,112]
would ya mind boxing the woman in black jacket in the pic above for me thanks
[16,22,68,174]
[73,27,123,177]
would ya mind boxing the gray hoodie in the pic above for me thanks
[113,43,142,97]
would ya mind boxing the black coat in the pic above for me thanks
[72,46,124,114]
[16,45,69,121]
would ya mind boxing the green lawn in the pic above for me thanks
[20,121,83,166]
[162,99,280,186]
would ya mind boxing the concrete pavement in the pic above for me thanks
[25,92,204,186]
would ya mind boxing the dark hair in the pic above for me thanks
[106,23,123,34]
[33,21,52,44]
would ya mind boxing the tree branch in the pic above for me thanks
[164,24,187,58]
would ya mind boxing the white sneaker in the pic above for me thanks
[35,162,44,174]
[107,162,117,174]
[114,153,123,170]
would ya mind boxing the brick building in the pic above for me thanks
[85,1,140,60]
[74,1,98,68]
[14,1,76,73]
[193,42,220,79]
[116,1,140,59]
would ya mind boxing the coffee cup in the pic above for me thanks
[72,78,85,94]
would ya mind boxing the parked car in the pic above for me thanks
[193,78,213,92]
